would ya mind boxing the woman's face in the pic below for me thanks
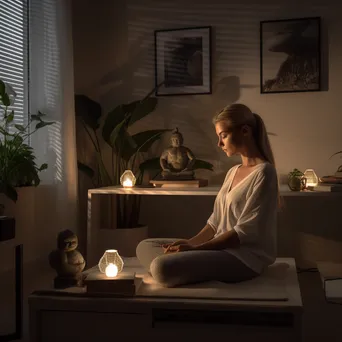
[215,121,243,157]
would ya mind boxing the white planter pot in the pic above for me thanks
[0,186,35,218]
[97,225,148,259]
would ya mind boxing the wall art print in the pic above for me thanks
[260,17,321,94]
[154,26,212,96]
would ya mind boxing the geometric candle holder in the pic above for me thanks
[98,249,124,278]
[120,170,136,188]
[303,168,319,188]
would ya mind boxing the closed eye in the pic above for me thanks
[218,130,230,138]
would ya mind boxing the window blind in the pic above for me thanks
[0,0,28,128]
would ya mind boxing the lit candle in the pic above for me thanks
[105,263,118,278]
[120,170,136,187]
[122,178,133,187]
[304,169,319,188]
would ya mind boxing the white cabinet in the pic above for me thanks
[29,295,302,342]
[40,311,150,342]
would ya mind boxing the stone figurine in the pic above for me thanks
[160,128,196,180]
[49,229,86,289]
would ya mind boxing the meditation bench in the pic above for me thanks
[29,257,302,342]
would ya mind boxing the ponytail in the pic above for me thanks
[253,113,275,166]
[253,113,283,210]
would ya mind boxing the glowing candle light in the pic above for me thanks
[304,169,319,188]
[98,249,124,276]
[120,170,136,188]
[105,263,118,278]
[122,178,133,187]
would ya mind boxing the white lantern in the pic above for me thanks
[98,249,124,277]
[120,170,136,188]
[304,169,319,188]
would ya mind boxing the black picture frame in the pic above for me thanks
[260,17,321,94]
[154,26,212,96]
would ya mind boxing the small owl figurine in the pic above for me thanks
[49,229,86,288]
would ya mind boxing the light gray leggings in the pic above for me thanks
[136,238,259,287]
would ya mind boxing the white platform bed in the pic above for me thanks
[29,257,303,342]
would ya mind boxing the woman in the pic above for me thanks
[136,103,279,288]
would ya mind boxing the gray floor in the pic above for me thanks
[1,259,342,342]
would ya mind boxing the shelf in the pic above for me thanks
[89,186,219,196]
[88,185,342,196]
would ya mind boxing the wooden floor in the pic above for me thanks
[1,260,342,342]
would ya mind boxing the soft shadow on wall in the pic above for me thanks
[74,0,287,186]
[96,57,262,186]
[82,45,242,178]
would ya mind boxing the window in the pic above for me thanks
[0,0,28,128]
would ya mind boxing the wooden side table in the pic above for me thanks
[0,218,23,342]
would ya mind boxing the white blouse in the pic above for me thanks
[207,162,278,274]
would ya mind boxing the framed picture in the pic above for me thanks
[260,17,321,94]
[154,26,212,96]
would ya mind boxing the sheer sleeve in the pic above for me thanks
[206,165,239,233]
[207,212,217,232]
[233,165,278,245]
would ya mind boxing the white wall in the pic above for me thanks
[72,0,342,266]
[73,0,342,181]
[0,186,69,274]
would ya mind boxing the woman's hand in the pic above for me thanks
[166,243,195,253]
[162,239,189,253]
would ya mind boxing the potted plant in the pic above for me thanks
[0,78,54,218]
[288,168,306,191]
[76,87,214,256]
[329,151,342,177]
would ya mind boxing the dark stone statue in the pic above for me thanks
[49,229,86,289]
[160,128,196,180]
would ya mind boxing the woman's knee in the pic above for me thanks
[136,238,153,258]
[150,255,178,287]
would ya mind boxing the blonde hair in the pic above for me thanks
[213,103,282,208]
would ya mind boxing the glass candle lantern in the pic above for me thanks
[98,249,124,278]
[120,170,136,188]
[303,169,319,188]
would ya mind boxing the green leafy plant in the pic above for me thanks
[76,87,214,228]
[287,168,306,191]
[288,168,304,178]
[0,79,54,203]
[329,151,342,159]
[329,151,342,173]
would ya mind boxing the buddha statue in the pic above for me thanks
[160,128,196,180]
[49,229,86,288]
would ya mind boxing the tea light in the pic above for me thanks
[303,169,319,189]
[105,263,118,278]
[120,170,136,188]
